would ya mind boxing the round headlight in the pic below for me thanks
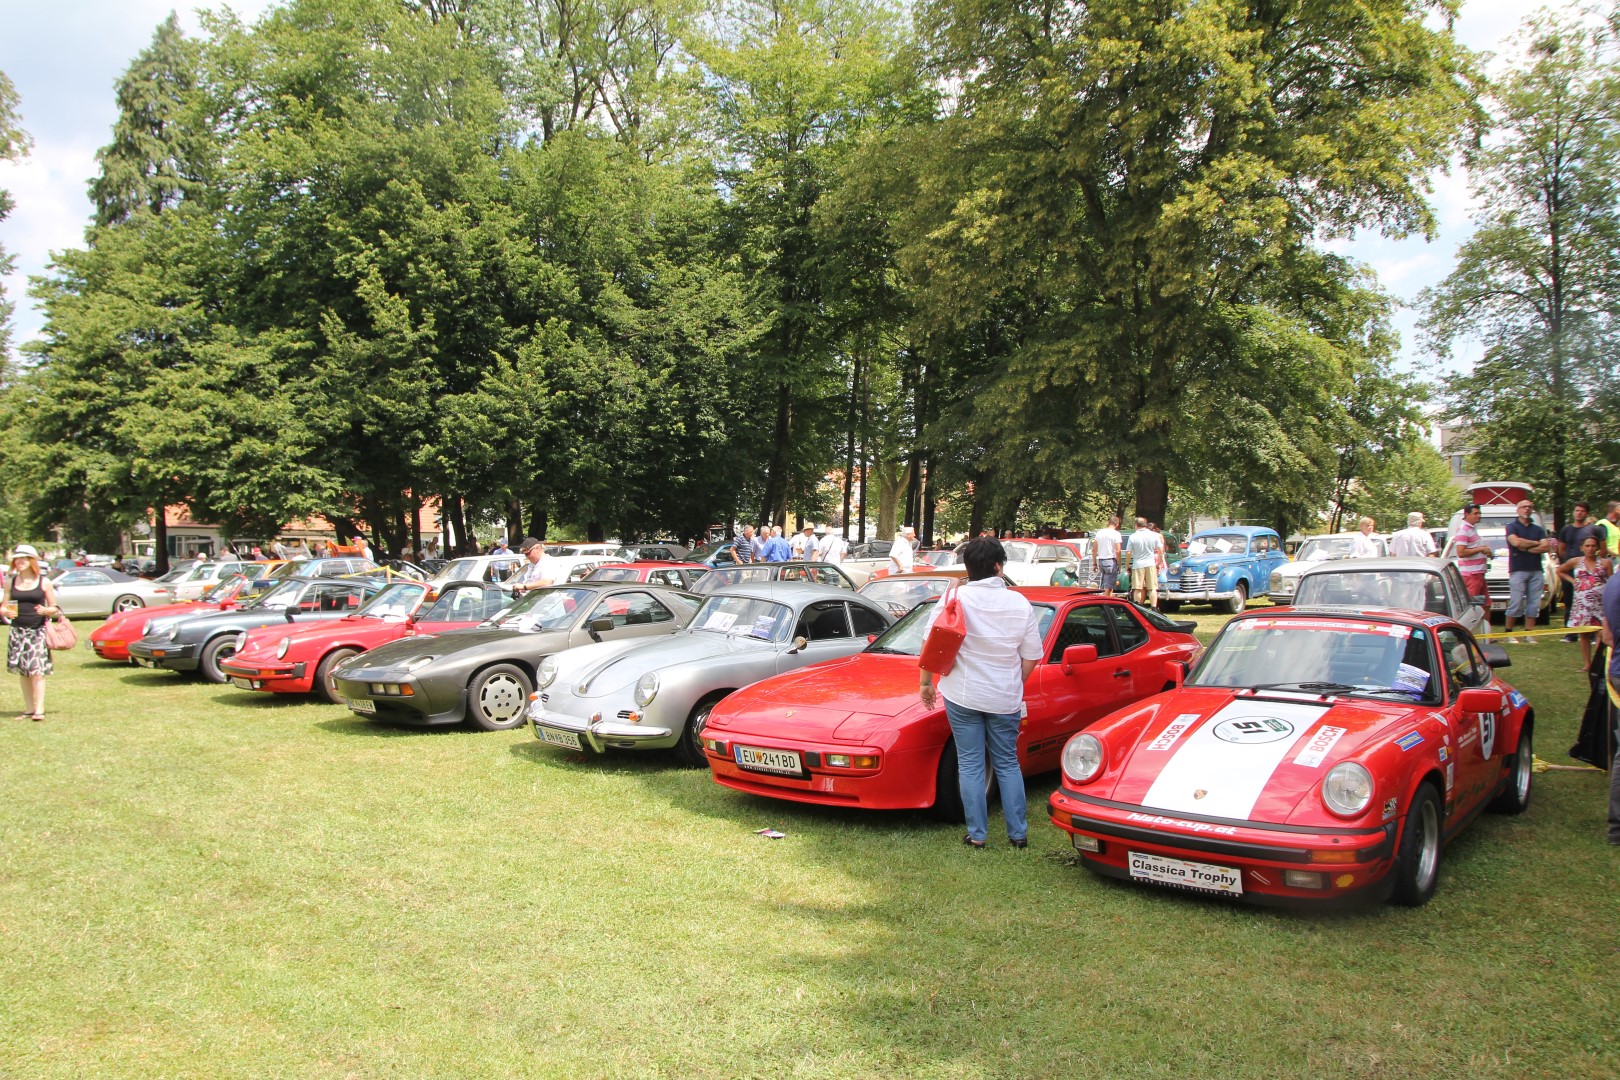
[141,619,153,637]
[537,655,558,688]
[634,671,659,707]
[156,625,178,642]
[1322,762,1374,817]
[1268,570,1283,592]
[1062,734,1105,783]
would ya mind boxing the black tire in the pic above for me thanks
[199,634,241,684]
[928,738,998,823]
[315,648,361,705]
[112,594,144,614]
[1488,727,1533,815]
[1390,783,1443,907]
[467,664,533,731]
[676,699,721,768]
[1221,581,1248,616]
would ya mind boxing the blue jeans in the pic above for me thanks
[945,699,1027,843]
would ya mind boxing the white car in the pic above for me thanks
[1291,557,1490,638]
[1268,533,1390,606]
[429,554,526,588]
[46,568,176,617]
[168,560,279,602]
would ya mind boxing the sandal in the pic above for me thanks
[30,714,43,722]
[14,713,32,721]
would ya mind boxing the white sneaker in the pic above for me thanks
[1502,637,1521,644]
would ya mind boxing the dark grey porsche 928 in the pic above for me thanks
[329,582,701,730]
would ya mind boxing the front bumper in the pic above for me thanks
[1161,587,1240,602]
[528,702,677,753]
[127,640,201,671]
[90,637,130,661]
[1049,786,1397,907]
[330,669,463,725]
[220,657,308,692]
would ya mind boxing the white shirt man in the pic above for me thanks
[815,529,846,563]
[1349,517,1380,559]
[509,538,564,593]
[890,527,916,574]
[1388,512,1437,558]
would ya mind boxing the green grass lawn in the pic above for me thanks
[1,614,1615,1078]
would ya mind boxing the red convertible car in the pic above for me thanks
[585,561,709,590]
[90,574,262,662]
[700,588,1201,820]
[219,580,512,702]
[1049,608,1533,907]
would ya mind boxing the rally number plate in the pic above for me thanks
[1128,851,1243,895]
[230,677,254,690]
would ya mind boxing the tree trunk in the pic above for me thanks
[446,494,468,556]
[527,496,548,542]
[153,515,170,576]
[587,521,605,543]
[1135,466,1169,528]
[842,352,860,538]
[761,381,792,525]
[410,491,422,559]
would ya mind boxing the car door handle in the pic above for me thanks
[1112,669,1131,679]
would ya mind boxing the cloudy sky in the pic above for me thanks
[2,0,1530,375]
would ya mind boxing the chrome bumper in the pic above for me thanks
[529,706,674,752]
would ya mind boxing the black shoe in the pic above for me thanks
[1009,837,1028,849]
[962,835,986,849]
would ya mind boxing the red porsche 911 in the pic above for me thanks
[1048,608,1533,907]
[700,588,1201,820]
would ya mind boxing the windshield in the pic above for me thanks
[248,579,307,608]
[156,566,195,583]
[1002,542,1035,563]
[1193,533,1249,554]
[421,584,512,623]
[354,582,428,620]
[867,599,1058,656]
[200,575,248,603]
[919,550,959,567]
[1296,537,1362,562]
[860,577,953,617]
[267,562,308,579]
[1190,618,1437,701]
[1295,570,1446,613]
[690,595,794,641]
[484,587,594,632]
[685,539,732,562]
[588,566,641,581]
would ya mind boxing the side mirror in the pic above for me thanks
[790,635,809,653]
[1164,660,1188,687]
[588,616,615,634]
[1480,643,1511,669]
[1061,643,1098,675]
[866,633,878,644]
[1469,594,1486,607]
[1457,687,1502,714]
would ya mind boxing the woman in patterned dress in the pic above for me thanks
[5,545,61,720]
[1558,534,1613,673]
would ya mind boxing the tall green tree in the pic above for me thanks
[1424,9,1620,529]
[0,69,30,374]
[890,0,1478,526]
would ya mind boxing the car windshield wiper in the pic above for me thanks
[1246,681,1358,693]
[1355,684,1428,698]
[864,645,910,655]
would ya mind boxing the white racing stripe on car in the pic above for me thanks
[1141,700,1332,819]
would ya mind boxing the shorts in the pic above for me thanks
[1505,569,1544,618]
[1130,565,1158,592]
[1460,572,1488,599]
[1097,558,1118,584]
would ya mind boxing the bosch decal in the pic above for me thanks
[1148,713,1200,753]
[1293,725,1347,769]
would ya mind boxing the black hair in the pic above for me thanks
[960,535,1006,580]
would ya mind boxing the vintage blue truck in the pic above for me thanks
[1157,525,1289,614]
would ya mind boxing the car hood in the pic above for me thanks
[1093,688,1421,825]
[556,631,774,698]
[1175,552,1248,572]
[344,626,545,670]
[704,652,928,741]
[235,616,395,660]
[94,601,217,637]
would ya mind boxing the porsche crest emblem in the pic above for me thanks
[1193,789,1207,800]
[785,710,795,717]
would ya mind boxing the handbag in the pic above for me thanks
[918,588,967,675]
[45,616,78,651]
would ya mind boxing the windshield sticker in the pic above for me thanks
[1395,731,1424,751]
[1231,618,1411,638]
[1421,614,1449,627]
[748,615,777,639]
[1292,725,1347,768]
[703,611,738,631]
[1394,664,1431,693]
[1147,713,1201,753]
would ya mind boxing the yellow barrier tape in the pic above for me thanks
[1477,626,1600,640]
[1532,754,1603,773]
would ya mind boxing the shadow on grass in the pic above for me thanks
[116,669,190,688]
[314,716,467,738]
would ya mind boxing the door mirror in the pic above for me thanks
[588,616,615,634]
[1457,687,1501,715]
[1164,659,1188,687]
[790,635,809,653]
[1469,593,1486,607]
[1061,643,1098,675]
[1480,643,1511,669]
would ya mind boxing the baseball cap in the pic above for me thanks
[519,537,543,552]
[1407,512,1424,527]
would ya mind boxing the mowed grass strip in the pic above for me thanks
[0,618,1615,1079]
